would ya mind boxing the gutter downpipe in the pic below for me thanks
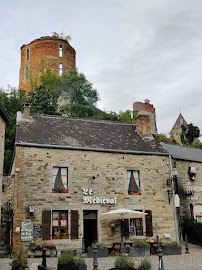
[169,154,180,245]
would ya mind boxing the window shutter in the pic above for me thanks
[42,210,51,240]
[145,210,153,237]
[71,210,79,239]
[121,219,129,237]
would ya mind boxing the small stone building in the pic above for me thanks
[12,106,178,254]
[162,143,202,229]
[169,113,188,145]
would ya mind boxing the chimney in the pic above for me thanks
[23,104,31,120]
[135,115,151,135]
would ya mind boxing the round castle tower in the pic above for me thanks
[19,36,76,91]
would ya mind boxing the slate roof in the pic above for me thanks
[170,113,187,132]
[161,143,202,163]
[0,102,9,123]
[16,114,168,155]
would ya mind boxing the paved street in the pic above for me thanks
[0,242,202,270]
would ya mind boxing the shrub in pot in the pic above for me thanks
[58,250,87,270]
[137,258,152,270]
[161,241,181,255]
[129,240,150,257]
[87,241,108,258]
[9,254,29,270]
[109,254,135,270]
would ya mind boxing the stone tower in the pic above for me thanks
[19,36,76,91]
[169,113,188,145]
[133,102,158,135]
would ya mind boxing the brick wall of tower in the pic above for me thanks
[19,37,76,91]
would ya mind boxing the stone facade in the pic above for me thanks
[19,36,76,91]
[12,145,177,254]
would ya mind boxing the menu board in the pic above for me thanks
[33,226,41,238]
[21,221,33,241]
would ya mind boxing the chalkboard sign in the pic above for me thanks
[21,221,33,241]
[129,226,135,236]
[33,226,41,238]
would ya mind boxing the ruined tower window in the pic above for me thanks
[59,63,63,76]
[25,67,29,80]
[26,48,30,60]
[127,170,140,195]
[59,45,63,57]
[52,167,68,192]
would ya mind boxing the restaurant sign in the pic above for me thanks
[21,221,33,241]
[83,188,117,204]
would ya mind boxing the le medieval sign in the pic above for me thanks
[21,221,33,242]
[83,188,117,205]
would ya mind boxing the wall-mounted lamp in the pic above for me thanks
[167,190,173,204]
[29,206,35,213]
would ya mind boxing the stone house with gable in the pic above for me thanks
[12,106,178,254]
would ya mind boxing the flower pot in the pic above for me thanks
[58,264,87,270]
[28,250,50,257]
[87,246,108,258]
[129,246,150,257]
[53,190,59,193]
[61,236,68,239]
[61,190,68,193]
[53,236,60,239]
[162,246,182,255]
[130,192,139,195]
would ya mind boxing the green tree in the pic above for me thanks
[119,110,132,123]
[181,123,200,145]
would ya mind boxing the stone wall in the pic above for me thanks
[12,145,176,254]
[175,160,202,223]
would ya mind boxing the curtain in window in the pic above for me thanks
[128,171,139,193]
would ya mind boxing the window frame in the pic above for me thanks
[52,167,68,193]
[127,170,140,195]
[26,48,30,60]
[52,210,68,239]
[59,45,63,57]
[59,63,63,76]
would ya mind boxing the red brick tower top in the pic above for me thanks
[19,36,76,91]
[133,102,155,113]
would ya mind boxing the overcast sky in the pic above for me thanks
[1,0,202,135]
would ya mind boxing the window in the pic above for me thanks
[25,66,29,79]
[59,63,62,76]
[59,45,63,57]
[52,167,68,192]
[26,48,30,60]
[52,210,68,239]
[130,218,143,236]
[127,170,140,194]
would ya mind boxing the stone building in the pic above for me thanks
[169,113,188,145]
[0,103,9,225]
[161,143,202,234]
[11,106,178,255]
[19,36,76,91]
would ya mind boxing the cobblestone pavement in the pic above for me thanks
[0,242,202,270]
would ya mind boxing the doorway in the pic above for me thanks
[83,210,98,250]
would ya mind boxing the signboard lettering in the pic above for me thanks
[21,221,33,242]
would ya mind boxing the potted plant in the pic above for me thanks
[9,253,29,270]
[53,186,69,193]
[130,190,140,195]
[137,258,152,270]
[61,231,69,239]
[129,240,150,257]
[161,241,181,255]
[28,239,57,257]
[58,250,87,270]
[109,254,135,270]
[53,230,61,239]
[87,242,108,258]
